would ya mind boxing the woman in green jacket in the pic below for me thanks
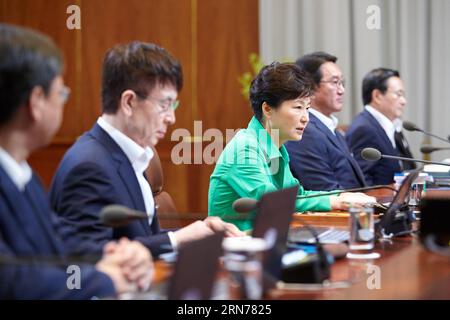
[208,62,375,231]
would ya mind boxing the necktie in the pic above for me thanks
[394,131,416,170]
[335,130,367,186]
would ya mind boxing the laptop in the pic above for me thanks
[288,168,421,244]
[252,186,332,286]
[378,169,420,236]
[167,231,225,299]
[136,232,224,300]
[251,186,300,289]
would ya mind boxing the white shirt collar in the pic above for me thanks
[0,147,33,191]
[365,105,396,148]
[393,118,403,132]
[309,108,339,135]
[97,117,154,173]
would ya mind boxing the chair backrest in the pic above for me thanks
[145,146,179,228]
[146,145,164,196]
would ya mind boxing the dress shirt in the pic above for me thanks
[0,147,32,191]
[365,105,396,148]
[309,108,339,135]
[97,117,178,249]
[208,116,332,231]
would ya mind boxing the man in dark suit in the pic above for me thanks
[49,41,243,258]
[0,24,153,299]
[346,68,415,185]
[285,52,366,191]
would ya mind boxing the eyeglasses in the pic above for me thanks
[138,94,180,113]
[59,86,71,104]
[387,90,406,99]
[320,78,346,89]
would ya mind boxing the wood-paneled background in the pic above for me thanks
[0,0,258,215]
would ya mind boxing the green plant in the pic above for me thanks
[238,53,294,100]
[238,53,264,100]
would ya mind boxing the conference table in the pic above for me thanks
[276,216,450,299]
[154,188,450,300]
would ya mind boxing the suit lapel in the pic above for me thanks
[89,124,150,235]
[310,114,367,187]
[363,110,398,155]
[0,169,58,253]
[309,114,342,150]
[24,177,65,254]
[335,131,367,186]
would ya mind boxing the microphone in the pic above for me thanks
[281,218,332,284]
[232,184,396,213]
[403,121,450,144]
[232,189,333,285]
[361,147,450,167]
[2,206,150,268]
[100,205,148,227]
[232,198,258,213]
[420,145,450,154]
[402,120,421,132]
[1,206,147,267]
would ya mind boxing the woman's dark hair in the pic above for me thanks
[249,62,314,121]
[101,41,183,114]
[0,23,63,125]
[362,68,400,105]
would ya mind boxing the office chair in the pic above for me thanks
[145,146,179,228]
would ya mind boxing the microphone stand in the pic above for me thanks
[281,216,331,284]
[296,185,397,199]
[416,129,450,145]
[380,154,450,166]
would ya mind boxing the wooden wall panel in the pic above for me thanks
[186,0,259,213]
[79,0,193,132]
[1,0,81,140]
[1,0,259,216]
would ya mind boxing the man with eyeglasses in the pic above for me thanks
[285,52,367,191]
[49,41,244,258]
[346,68,416,186]
[0,24,154,299]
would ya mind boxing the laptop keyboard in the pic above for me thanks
[288,227,349,244]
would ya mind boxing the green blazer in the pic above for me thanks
[208,117,332,231]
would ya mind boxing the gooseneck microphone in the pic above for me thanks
[232,193,332,284]
[232,198,258,213]
[1,206,145,267]
[403,121,450,144]
[100,205,148,227]
[361,147,450,167]
[420,145,450,155]
[232,184,397,213]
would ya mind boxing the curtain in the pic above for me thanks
[259,0,450,161]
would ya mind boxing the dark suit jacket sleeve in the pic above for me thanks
[53,161,171,256]
[286,135,343,191]
[0,232,115,299]
[124,205,172,255]
[132,220,172,254]
[345,126,378,186]
[52,162,119,255]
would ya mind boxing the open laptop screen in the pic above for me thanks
[251,186,299,290]
[168,232,225,300]
[380,168,421,235]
